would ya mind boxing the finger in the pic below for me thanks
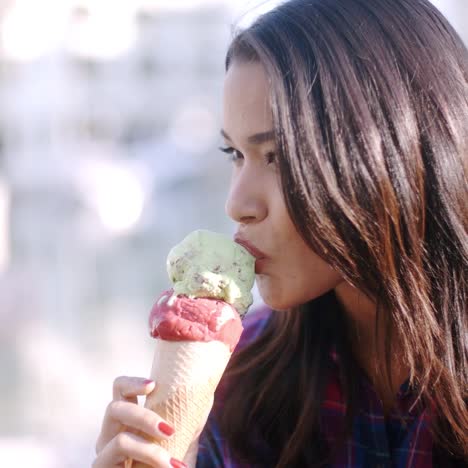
[93,431,174,468]
[96,377,157,455]
[113,376,156,403]
[110,400,176,442]
[97,400,175,454]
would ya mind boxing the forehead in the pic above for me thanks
[222,61,273,139]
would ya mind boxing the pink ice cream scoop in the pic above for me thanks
[148,289,244,352]
[129,288,245,467]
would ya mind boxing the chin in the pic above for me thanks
[258,288,308,312]
[268,300,307,312]
[258,280,339,312]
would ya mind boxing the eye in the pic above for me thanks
[265,151,276,165]
[218,146,244,163]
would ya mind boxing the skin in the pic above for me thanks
[223,60,407,412]
[93,376,202,467]
[222,60,345,310]
[93,60,408,467]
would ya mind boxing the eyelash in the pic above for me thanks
[218,146,276,165]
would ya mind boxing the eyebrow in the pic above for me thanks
[220,129,275,146]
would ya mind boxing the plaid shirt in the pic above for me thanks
[196,306,436,468]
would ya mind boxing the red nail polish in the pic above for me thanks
[158,421,175,436]
[170,458,187,468]
[143,379,154,385]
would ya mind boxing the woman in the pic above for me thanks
[93,0,467,466]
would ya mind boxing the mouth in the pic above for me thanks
[234,234,268,274]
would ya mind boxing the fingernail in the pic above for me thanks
[170,459,187,468]
[143,379,154,386]
[158,421,175,436]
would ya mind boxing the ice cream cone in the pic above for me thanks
[126,230,254,468]
[128,339,231,467]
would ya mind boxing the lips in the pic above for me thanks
[234,235,266,259]
[234,234,268,274]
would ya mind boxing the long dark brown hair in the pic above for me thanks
[218,0,468,466]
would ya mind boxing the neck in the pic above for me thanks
[334,281,409,414]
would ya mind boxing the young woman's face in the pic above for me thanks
[222,60,344,310]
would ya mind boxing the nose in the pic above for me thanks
[225,166,267,225]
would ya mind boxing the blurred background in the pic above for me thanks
[0,0,466,466]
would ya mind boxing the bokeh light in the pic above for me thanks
[77,159,147,235]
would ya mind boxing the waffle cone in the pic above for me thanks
[128,339,231,467]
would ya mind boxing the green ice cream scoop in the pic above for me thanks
[167,230,255,316]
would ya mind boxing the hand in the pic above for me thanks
[92,376,187,468]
